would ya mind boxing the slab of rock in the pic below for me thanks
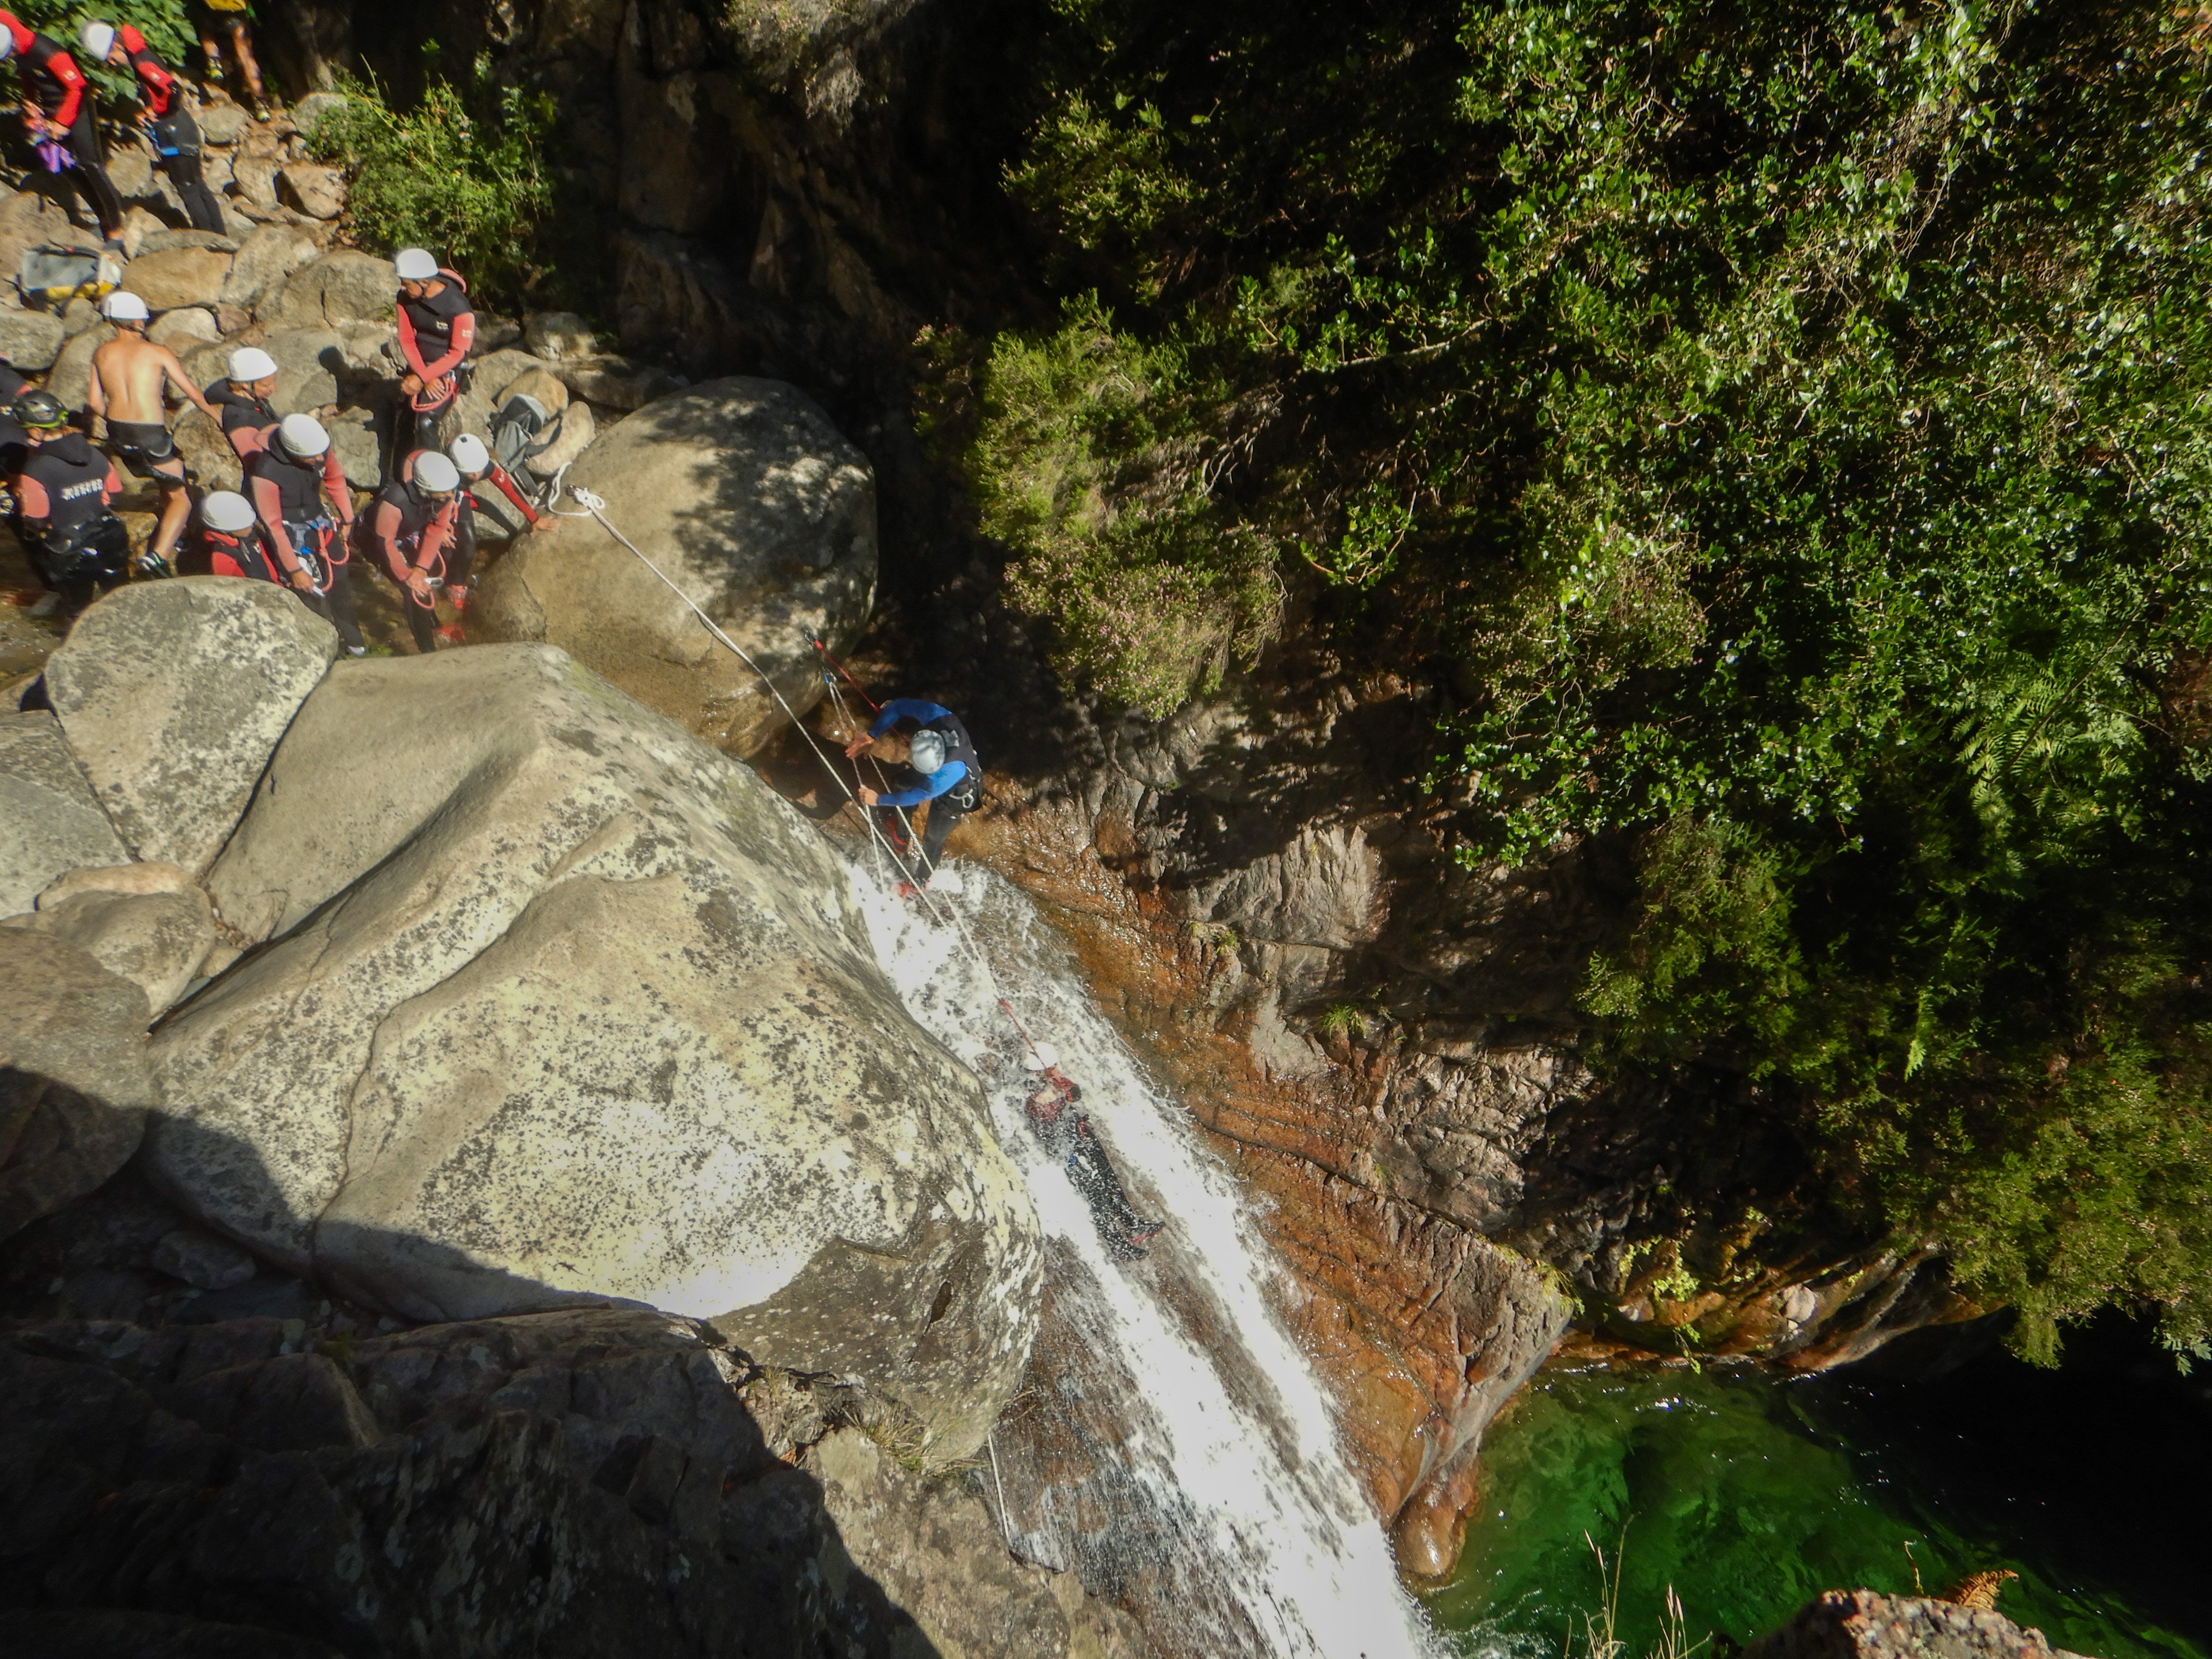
[257,324,345,410]
[476,378,876,755]
[229,153,281,209]
[150,305,221,350]
[120,245,236,312]
[116,204,167,258]
[44,578,340,874]
[531,398,597,475]
[152,1225,257,1289]
[325,404,383,491]
[140,228,242,257]
[277,163,346,219]
[291,91,350,134]
[0,188,77,285]
[524,310,598,361]
[268,249,394,328]
[0,1308,1122,1658]
[108,147,157,198]
[199,103,251,145]
[0,710,126,917]
[221,222,319,310]
[0,931,155,1239]
[148,644,1037,1452]
[497,362,571,416]
[173,406,240,492]
[8,883,217,1014]
[0,304,67,371]
[558,353,686,411]
[1743,1591,2090,1659]
[43,323,113,410]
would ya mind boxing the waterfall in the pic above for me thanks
[857,859,1440,1659]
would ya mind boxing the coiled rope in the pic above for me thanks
[553,486,1048,1066]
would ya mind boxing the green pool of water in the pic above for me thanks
[1421,1366,2204,1659]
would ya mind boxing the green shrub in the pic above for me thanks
[971,0,2212,1360]
[303,65,554,310]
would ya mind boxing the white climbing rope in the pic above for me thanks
[553,485,1047,1065]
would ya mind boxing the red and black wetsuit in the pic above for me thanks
[246,443,362,651]
[16,432,126,603]
[179,522,275,582]
[357,476,458,654]
[5,17,124,239]
[116,24,223,235]
[204,379,279,460]
[396,271,474,443]
[398,445,538,600]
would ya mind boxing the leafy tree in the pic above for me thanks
[956,0,2212,1361]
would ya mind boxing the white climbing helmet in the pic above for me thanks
[79,21,117,61]
[199,490,256,533]
[1022,1042,1060,1073]
[394,247,439,282]
[445,433,489,475]
[908,728,949,775]
[227,346,277,383]
[0,31,18,61]
[101,289,149,322]
[414,450,461,493]
[277,413,330,458]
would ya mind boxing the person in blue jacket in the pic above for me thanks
[842,697,983,888]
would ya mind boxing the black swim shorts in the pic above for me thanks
[108,419,183,480]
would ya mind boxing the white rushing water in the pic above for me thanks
[854,855,1439,1659]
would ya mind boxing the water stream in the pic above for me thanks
[855,857,1439,1659]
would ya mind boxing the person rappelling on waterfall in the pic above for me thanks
[841,697,983,896]
[1022,1043,1166,1261]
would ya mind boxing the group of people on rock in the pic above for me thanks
[11,244,554,653]
[1,8,264,248]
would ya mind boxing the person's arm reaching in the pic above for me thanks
[319,451,351,528]
[164,351,217,420]
[486,461,540,526]
[395,306,432,383]
[15,472,50,529]
[866,697,954,740]
[133,50,174,119]
[99,457,120,504]
[870,760,967,810]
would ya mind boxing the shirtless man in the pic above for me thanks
[85,289,217,570]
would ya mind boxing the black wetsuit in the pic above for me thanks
[120,25,224,235]
[203,379,278,459]
[18,433,127,604]
[18,31,124,239]
[1026,1077,1160,1259]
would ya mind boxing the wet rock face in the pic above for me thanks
[475,376,877,757]
[144,641,1034,1454]
[0,1308,1139,1658]
[0,712,126,918]
[1744,1591,2093,1659]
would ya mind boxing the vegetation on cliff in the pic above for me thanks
[952,0,2212,1361]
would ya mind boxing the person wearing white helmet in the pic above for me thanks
[393,248,474,450]
[395,432,559,643]
[86,289,220,573]
[185,488,272,582]
[81,18,225,234]
[1,10,125,244]
[841,697,986,893]
[358,447,463,653]
[202,345,280,461]
[246,413,364,653]
[1020,1041,1165,1260]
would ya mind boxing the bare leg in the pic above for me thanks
[232,24,267,106]
[152,474,191,561]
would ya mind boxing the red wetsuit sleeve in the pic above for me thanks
[46,51,85,130]
[227,421,270,461]
[16,473,50,520]
[417,500,456,570]
[369,498,410,582]
[321,451,351,526]
[488,462,539,524]
[101,459,121,503]
[416,310,473,383]
[133,52,174,118]
[4,18,34,57]
[395,306,433,381]
[249,475,300,574]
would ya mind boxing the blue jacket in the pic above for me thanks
[868,698,971,807]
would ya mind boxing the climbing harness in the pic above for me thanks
[552,485,1052,1070]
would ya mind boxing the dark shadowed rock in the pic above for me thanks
[0,932,155,1240]
[0,1308,1142,1658]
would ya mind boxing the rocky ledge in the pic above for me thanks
[1745,1591,2091,1659]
